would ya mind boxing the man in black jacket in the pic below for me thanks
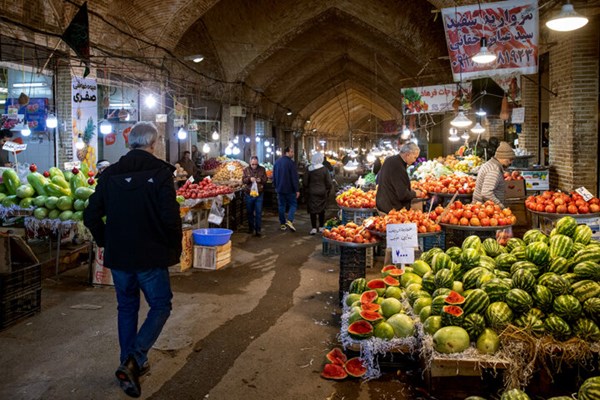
[376,141,422,214]
[84,121,182,398]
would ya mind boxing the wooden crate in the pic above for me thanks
[193,241,232,270]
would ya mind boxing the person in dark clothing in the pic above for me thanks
[273,146,299,232]
[372,156,382,175]
[305,152,332,235]
[0,129,13,167]
[376,142,422,214]
[242,156,268,237]
[84,121,182,398]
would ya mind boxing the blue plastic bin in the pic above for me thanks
[192,228,233,246]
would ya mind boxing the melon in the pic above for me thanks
[348,320,374,339]
[500,389,531,400]
[366,279,387,296]
[432,326,470,354]
[380,298,403,318]
[476,328,500,355]
[413,297,432,316]
[383,275,400,287]
[344,357,367,378]
[423,315,443,335]
[360,290,378,304]
[444,290,465,305]
[373,321,395,340]
[411,260,431,277]
[321,363,347,380]
[359,310,384,323]
[419,305,432,323]
[325,348,347,365]
[386,313,415,338]
[579,376,600,400]
[345,293,361,307]
[384,286,403,300]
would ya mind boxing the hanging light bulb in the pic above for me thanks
[343,160,358,171]
[546,1,588,32]
[401,127,411,140]
[202,143,210,153]
[225,145,233,155]
[100,120,112,135]
[450,110,473,128]
[276,149,282,156]
[21,125,31,137]
[461,131,470,140]
[449,133,460,142]
[46,113,58,129]
[144,94,156,108]
[471,123,485,134]
[177,127,187,140]
[75,134,85,149]
[264,140,270,147]
[245,136,250,143]
[232,146,240,155]
[472,38,497,64]
[212,130,220,140]
[476,108,487,117]
[366,153,376,163]
[255,136,261,143]
[233,136,239,144]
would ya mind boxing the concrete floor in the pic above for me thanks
[0,209,426,400]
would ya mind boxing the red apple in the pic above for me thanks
[43,171,50,178]
[545,204,556,213]
[590,204,600,213]
[72,167,79,174]
[29,164,37,172]
[87,178,95,185]
[578,204,589,214]
[87,171,95,177]
[556,205,568,214]
[568,204,578,214]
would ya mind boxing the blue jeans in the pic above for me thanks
[277,192,297,225]
[111,267,173,368]
[245,192,264,233]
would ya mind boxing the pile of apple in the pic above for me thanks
[365,209,441,234]
[433,200,516,227]
[176,177,233,200]
[503,170,524,181]
[420,174,476,195]
[410,181,428,198]
[525,191,600,214]
[335,188,376,209]
[322,222,379,244]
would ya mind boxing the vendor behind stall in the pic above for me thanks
[376,141,421,214]
[473,141,515,208]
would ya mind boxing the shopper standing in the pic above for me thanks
[84,121,182,398]
[177,150,197,179]
[305,152,332,235]
[376,141,421,214]
[473,141,515,208]
[273,146,299,232]
[242,156,268,237]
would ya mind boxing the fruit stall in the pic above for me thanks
[325,214,600,399]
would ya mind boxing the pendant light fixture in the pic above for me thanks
[46,113,58,129]
[448,128,460,142]
[472,38,497,64]
[471,122,485,134]
[21,125,31,137]
[546,1,588,32]
[202,143,210,153]
[99,120,112,135]
[177,127,187,140]
[450,109,473,128]
[461,131,470,140]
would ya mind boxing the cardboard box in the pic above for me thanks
[521,169,550,191]
[504,180,526,200]
[193,241,232,270]
[91,246,113,286]
[179,228,193,272]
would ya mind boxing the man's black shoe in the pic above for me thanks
[139,362,150,377]
[115,356,141,398]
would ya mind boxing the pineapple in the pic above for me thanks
[77,117,96,161]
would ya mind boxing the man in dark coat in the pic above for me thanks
[273,146,299,232]
[305,152,332,235]
[376,141,422,214]
[84,121,182,398]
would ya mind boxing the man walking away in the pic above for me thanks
[273,146,300,232]
[305,152,332,235]
[242,156,268,237]
[84,121,182,398]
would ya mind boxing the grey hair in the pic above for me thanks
[250,155,259,161]
[128,122,158,149]
[399,142,419,155]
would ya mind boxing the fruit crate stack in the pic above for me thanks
[322,238,341,257]
[341,209,378,226]
[0,263,42,330]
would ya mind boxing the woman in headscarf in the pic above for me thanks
[304,152,332,235]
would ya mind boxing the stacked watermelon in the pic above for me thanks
[406,216,600,355]
[345,266,418,341]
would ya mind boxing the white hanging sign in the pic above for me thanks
[386,223,418,248]
[2,142,27,152]
[575,187,594,202]
[392,248,415,264]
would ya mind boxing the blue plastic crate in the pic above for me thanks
[322,238,340,257]
[419,232,446,252]
[341,209,377,225]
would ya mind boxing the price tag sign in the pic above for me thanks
[227,164,236,172]
[187,176,195,183]
[392,248,415,264]
[155,114,167,123]
[386,223,418,248]
[64,161,81,170]
[575,187,594,202]
[2,142,27,152]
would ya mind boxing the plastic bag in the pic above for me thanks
[250,181,259,197]
[208,196,224,225]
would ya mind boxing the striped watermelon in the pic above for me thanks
[514,313,545,336]
[462,235,482,252]
[445,246,462,263]
[526,242,550,266]
[553,294,582,321]
[421,271,436,293]
[495,253,517,272]
[562,272,578,285]
[578,376,600,400]
[531,284,554,312]
[511,269,536,293]
[462,267,488,290]
[573,318,600,342]
[500,388,531,400]
[407,290,432,307]
[463,289,491,315]
[506,288,533,314]
[430,295,448,316]
[511,245,527,260]
[571,247,600,265]
[485,301,513,329]
[431,252,452,273]
[547,257,569,274]
[523,229,548,245]
[463,313,486,341]
[544,315,572,341]
[583,298,600,322]
[573,224,593,245]
[434,269,454,289]
[349,278,367,294]
[506,237,525,252]
[481,279,511,302]
[461,248,481,270]
[482,238,503,257]
[510,261,540,277]
[432,287,453,298]
[528,308,546,319]
[571,242,587,256]
[479,255,497,271]
[495,270,511,279]
[441,305,464,327]
[538,273,571,297]
[573,261,600,281]
[476,270,496,289]
[421,248,444,265]
[554,216,578,237]
[572,280,600,303]
[549,234,573,259]
[411,260,432,277]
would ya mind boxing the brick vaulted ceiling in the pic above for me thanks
[2,0,575,136]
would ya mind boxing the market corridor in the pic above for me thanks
[0,211,418,400]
